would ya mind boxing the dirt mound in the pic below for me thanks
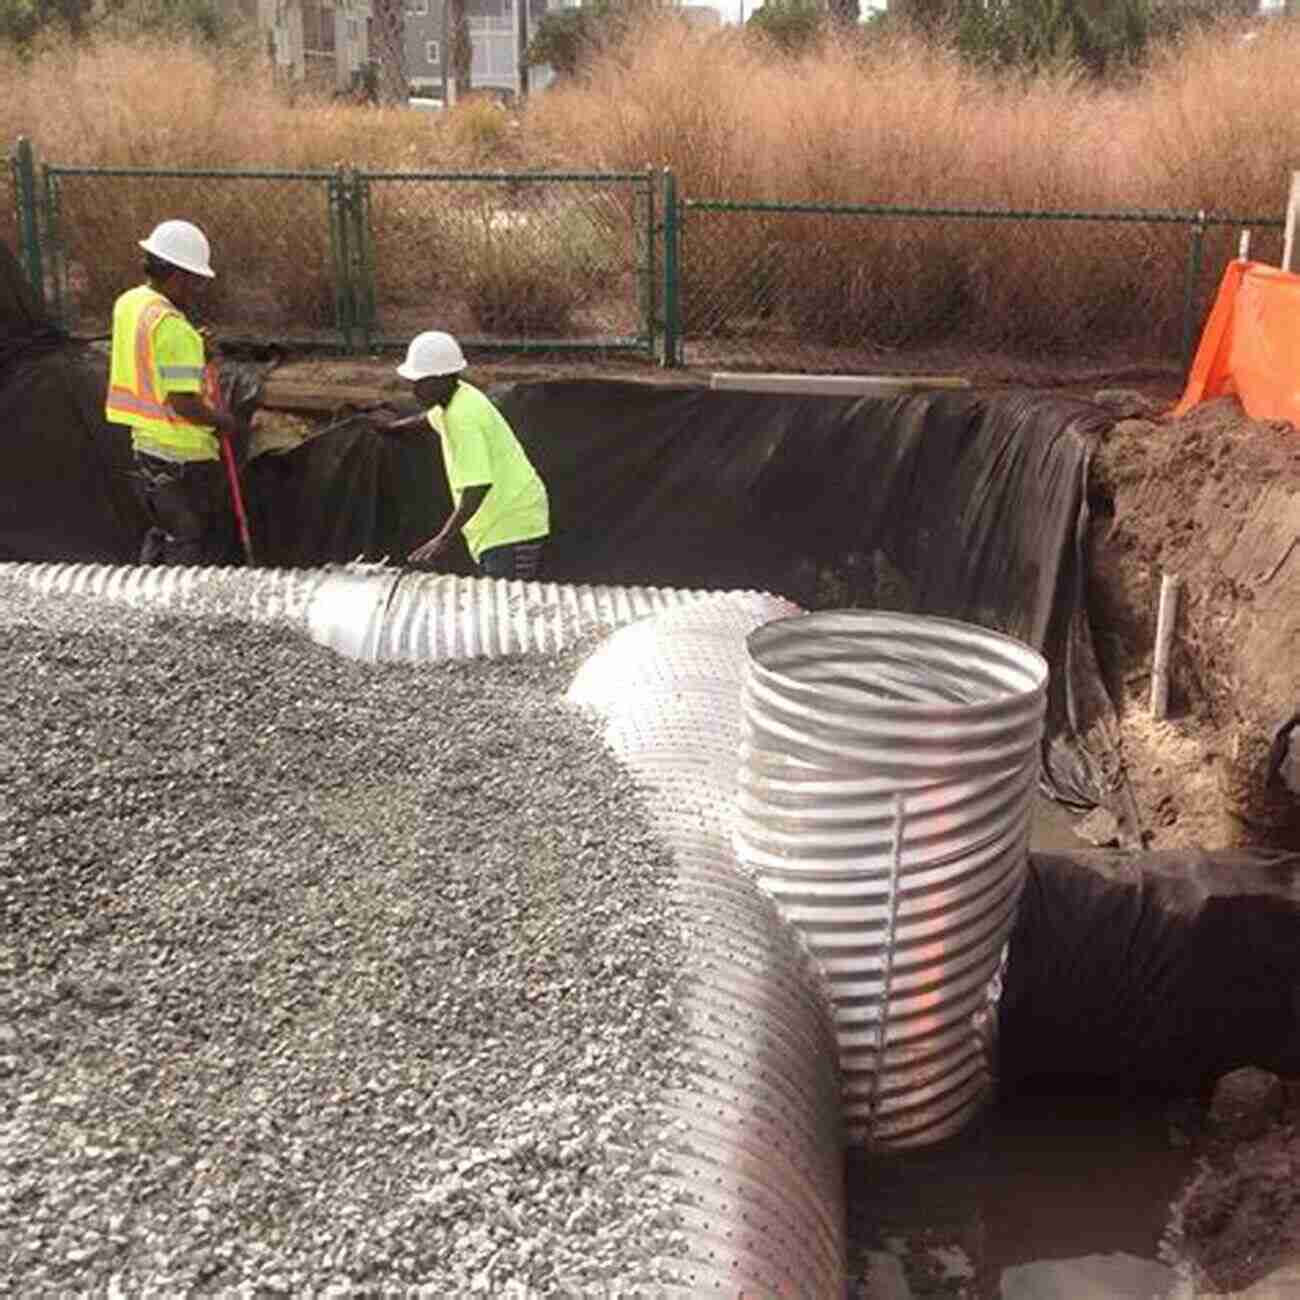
[1089,397,1300,850]
[1165,1082,1300,1294]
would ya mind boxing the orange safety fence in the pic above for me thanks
[1174,259,1300,428]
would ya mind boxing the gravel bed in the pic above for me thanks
[0,584,690,1296]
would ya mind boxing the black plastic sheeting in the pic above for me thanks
[1003,849,1300,1092]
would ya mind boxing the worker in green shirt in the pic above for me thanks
[377,331,550,579]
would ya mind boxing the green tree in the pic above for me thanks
[1,0,246,49]
[526,0,668,79]
[0,0,93,47]
[448,0,473,96]
[953,0,1147,74]
[526,0,615,78]
[746,0,825,53]
[902,0,1245,77]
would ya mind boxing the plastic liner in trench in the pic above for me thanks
[0,563,849,1295]
[1002,847,1300,1092]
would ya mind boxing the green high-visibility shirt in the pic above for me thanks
[105,284,217,461]
[426,381,549,562]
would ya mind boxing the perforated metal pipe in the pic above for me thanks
[733,610,1048,1151]
[569,596,846,1293]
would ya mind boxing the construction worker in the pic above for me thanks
[106,219,243,565]
[377,331,550,579]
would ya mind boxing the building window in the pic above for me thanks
[425,39,440,65]
[406,0,427,12]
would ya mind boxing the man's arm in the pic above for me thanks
[155,317,241,438]
[409,484,489,565]
[375,409,430,437]
[168,392,240,438]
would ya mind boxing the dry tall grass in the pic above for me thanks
[525,18,1300,217]
[527,17,1300,352]
[5,20,1299,350]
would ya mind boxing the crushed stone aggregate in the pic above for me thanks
[0,582,691,1296]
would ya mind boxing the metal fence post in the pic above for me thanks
[12,137,45,311]
[352,170,375,354]
[42,165,67,329]
[661,169,680,369]
[1181,209,1207,373]
[643,167,657,360]
[329,167,355,353]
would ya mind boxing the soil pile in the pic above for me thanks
[1165,1074,1300,1294]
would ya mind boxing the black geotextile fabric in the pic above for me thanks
[0,346,147,565]
[0,243,129,560]
[1002,849,1300,1092]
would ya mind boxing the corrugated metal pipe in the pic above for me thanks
[1,562,849,1294]
[733,610,1048,1152]
[2,563,746,663]
[568,594,846,1292]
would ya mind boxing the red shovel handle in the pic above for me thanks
[205,361,255,566]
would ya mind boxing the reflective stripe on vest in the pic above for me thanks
[106,292,217,460]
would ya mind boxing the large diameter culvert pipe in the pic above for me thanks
[2,561,331,627]
[1,563,750,665]
[733,610,1049,1151]
[569,595,847,1294]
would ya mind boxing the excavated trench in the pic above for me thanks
[3,327,1300,1295]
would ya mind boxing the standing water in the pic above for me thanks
[844,800,1196,1299]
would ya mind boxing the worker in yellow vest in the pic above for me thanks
[376,331,550,579]
[106,220,243,565]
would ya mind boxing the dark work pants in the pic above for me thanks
[133,454,230,566]
[478,539,545,580]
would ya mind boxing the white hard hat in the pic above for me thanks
[139,219,215,279]
[397,330,467,380]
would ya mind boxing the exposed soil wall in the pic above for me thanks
[1088,396,1300,851]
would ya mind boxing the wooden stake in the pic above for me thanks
[1239,229,1252,261]
[1284,171,1300,274]
[1150,573,1181,721]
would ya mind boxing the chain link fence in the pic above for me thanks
[353,170,659,356]
[676,199,1286,373]
[40,166,345,345]
[4,138,1289,374]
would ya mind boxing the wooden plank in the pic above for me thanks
[259,377,394,416]
[708,372,970,396]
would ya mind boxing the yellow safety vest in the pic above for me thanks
[105,285,217,461]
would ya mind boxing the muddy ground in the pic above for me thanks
[250,347,1300,1296]
[1165,1076,1300,1298]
